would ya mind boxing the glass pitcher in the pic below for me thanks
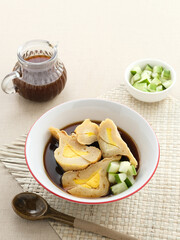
[1,40,67,102]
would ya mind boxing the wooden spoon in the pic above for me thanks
[12,192,138,240]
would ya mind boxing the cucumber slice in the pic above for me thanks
[119,161,130,173]
[138,78,151,84]
[153,66,163,74]
[111,182,128,195]
[115,173,127,183]
[107,161,120,173]
[140,71,152,83]
[130,77,135,85]
[145,64,153,72]
[108,173,116,184]
[133,73,141,81]
[148,82,157,92]
[141,71,152,81]
[124,175,135,187]
[161,69,171,80]
[141,70,152,77]
[130,64,171,93]
[130,73,141,85]
[156,85,163,91]
[130,66,142,75]
[162,80,173,89]
[151,77,161,86]
[127,165,137,176]
[133,82,148,92]
[152,72,160,78]
[160,78,167,84]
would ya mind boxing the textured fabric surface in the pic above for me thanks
[0,85,180,240]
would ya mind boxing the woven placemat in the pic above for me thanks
[0,84,180,240]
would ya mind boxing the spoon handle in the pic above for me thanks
[74,218,138,240]
[48,207,137,240]
[47,207,75,226]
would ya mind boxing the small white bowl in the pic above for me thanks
[125,58,176,102]
[25,99,160,204]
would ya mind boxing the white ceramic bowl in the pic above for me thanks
[25,99,160,204]
[125,58,176,102]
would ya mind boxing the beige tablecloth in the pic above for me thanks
[0,0,180,239]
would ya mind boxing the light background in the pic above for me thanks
[0,0,179,239]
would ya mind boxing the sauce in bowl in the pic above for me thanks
[43,121,140,194]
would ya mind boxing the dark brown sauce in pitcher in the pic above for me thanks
[26,55,51,63]
[2,40,67,101]
[43,121,140,193]
[13,55,67,102]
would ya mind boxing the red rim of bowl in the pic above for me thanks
[25,99,160,205]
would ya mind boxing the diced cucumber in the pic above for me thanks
[130,77,134,85]
[133,73,141,81]
[130,73,141,85]
[130,66,142,75]
[161,69,171,80]
[108,173,116,184]
[145,64,153,72]
[130,77,135,85]
[130,71,136,76]
[141,70,152,77]
[140,71,152,83]
[127,165,137,176]
[141,71,152,81]
[156,85,163,91]
[111,182,128,195]
[151,77,161,86]
[160,78,167,84]
[115,173,127,183]
[124,175,135,187]
[107,161,120,173]
[133,82,148,92]
[148,83,157,92]
[130,64,171,93]
[138,78,151,84]
[153,66,163,74]
[162,80,173,89]
[152,72,160,78]
[119,161,130,173]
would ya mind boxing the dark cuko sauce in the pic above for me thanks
[13,55,67,102]
[44,121,140,192]
[25,55,51,63]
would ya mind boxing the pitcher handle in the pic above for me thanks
[1,71,20,94]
